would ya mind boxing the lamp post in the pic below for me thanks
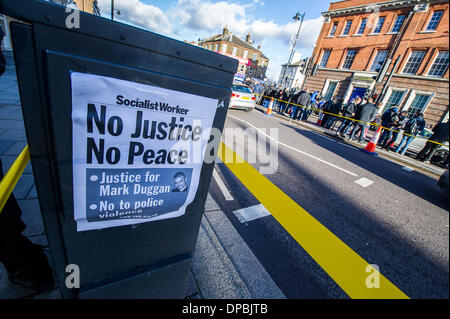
[281,11,305,88]
[111,0,121,20]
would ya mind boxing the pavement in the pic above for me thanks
[0,50,285,299]
[255,104,447,179]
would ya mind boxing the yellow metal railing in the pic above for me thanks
[0,145,30,214]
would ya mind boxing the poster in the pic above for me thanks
[71,72,218,231]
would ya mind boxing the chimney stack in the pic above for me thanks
[246,33,251,44]
[223,26,229,36]
[257,45,261,50]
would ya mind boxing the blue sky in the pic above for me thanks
[97,0,332,80]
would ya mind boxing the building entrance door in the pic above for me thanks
[349,87,367,101]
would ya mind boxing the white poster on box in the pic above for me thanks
[71,72,218,231]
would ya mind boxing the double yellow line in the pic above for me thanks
[218,142,409,299]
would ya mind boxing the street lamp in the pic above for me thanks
[111,0,121,20]
[281,11,305,89]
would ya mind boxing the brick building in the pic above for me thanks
[305,0,449,127]
[198,27,269,80]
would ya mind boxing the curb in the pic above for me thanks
[254,105,445,178]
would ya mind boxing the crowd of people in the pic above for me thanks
[251,83,449,165]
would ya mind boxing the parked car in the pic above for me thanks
[392,128,449,168]
[229,83,256,112]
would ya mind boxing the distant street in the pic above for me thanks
[209,108,449,298]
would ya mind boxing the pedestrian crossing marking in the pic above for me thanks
[233,204,271,223]
[354,178,374,188]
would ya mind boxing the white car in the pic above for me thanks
[392,128,449,167]
[229,83,256,112]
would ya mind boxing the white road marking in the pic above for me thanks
[354,178,374,188]
[227,114,358,177]
[402,166,414,172]
[309,130,335,142]
[338,142,359,151]
[233,204,271,223]
[212,168,234,201]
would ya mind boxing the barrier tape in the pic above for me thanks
[254,93,447,147]
[0,145,30,214]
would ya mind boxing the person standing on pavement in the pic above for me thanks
[295,88,311,121]
[416,120,449,163]
[382,110,408,151]
[289,89,300,119]
[395,112,426,155]
[0,159,54,292]
[320,99,333,127]
[377,106,399,147]
[324,97,343,130]
[279,87,290,113]
[303,90,317,121]
[337,96,361,137]
[349,97,378,143]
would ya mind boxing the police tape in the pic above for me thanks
[254,93,446,147]
[0,145,30,214]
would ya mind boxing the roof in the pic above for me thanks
[203,32,269,60]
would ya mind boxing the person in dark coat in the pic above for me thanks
[377,106,399,147]
[337,96,361,137]
[395,112,426,155]
[320,99,333,127]
[416,121,449,162]
[349,97,378,143]
[295,89,311,121]
[324,97,343,130]
[0,159,54,292]
[279,88,290,113]
[382,110,408,150]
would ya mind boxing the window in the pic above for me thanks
[215,43,219,51]
[253,53,257,60]
[383,90,405,112]
[243,50,248,59]
[232,84,252,93]
[324,81,338,101]
[221,43,227,53]
[406,93,431,118]
[329,22,338,36]
[232,47,237,56]
[342,49,357,69]
[402,51,426,75]
[357,18,367,34]
[373,16,385,33]
[391,15,405,33]
[370,50,389,72]
[320,50,331,67]
[428,51,449,77]
[342,20,352,35]
[426,10,444,31]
